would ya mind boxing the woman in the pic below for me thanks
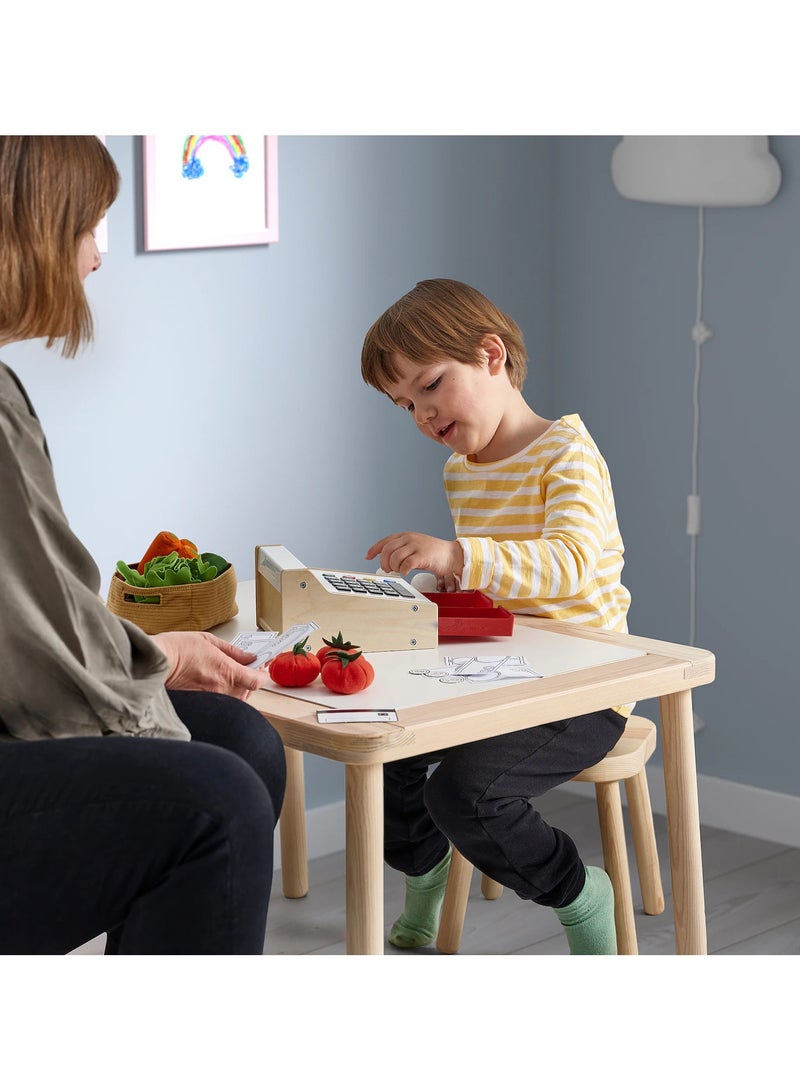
[0,136,285,954]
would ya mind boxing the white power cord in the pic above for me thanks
[688,206,711,732]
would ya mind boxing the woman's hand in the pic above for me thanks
[152,631,263,701]
[366,533,464,592]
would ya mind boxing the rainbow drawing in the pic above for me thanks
[182,135,250,180]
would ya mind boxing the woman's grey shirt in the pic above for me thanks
[0,363,189,741]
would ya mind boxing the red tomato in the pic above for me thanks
[268,640,321,688]
[316,631,360,669]
[320,650,375,695]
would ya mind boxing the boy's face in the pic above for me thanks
[382,337,513,462]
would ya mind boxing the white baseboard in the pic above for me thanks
[273,799,346,870]
[275,770,800,869]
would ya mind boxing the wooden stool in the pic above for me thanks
[436,715,665,955]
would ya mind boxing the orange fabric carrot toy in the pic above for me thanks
[136,531,198,574]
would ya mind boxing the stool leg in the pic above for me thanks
[436,849,474,954]
[625,769,665,915]
[481,874,504,900]
[595,781,638,955]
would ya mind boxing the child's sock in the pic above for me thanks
[389,847,453,949]
[554,865,617,955]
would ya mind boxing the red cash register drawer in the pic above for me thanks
[423,590,514,637]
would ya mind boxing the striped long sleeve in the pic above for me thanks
[445,414,631,634]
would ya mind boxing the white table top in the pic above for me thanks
[219,579,646,712]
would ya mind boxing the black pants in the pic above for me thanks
[384,708,625,909]
[0,690,286,954]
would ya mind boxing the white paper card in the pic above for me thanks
[316,709,399,724]
[232,622,320,670]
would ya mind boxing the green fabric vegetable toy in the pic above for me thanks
[116,551,229,603]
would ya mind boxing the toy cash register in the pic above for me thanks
[254,544,439,652]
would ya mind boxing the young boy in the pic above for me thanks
[361,278,632,954]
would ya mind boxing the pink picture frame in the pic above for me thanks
[143,135,279,251]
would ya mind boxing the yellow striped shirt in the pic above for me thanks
[445,414,632,715]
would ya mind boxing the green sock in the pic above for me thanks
[554,866,617,955]
[389,847,453,949]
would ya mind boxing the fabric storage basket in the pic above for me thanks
[106,563,238,635]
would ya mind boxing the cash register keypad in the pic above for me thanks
[322,574,415,598]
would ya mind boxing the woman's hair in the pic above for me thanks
[0,136,120,357]
[361,278,529,392]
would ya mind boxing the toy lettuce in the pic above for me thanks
[116,551,230,603]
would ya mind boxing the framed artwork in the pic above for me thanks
[95,135,109,253]
[143,135,279,251]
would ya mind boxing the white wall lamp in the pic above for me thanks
[611,136,781,207]
[611,136,782,730]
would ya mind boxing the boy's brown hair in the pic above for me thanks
[0,136,120,357]
[361,278,528,392]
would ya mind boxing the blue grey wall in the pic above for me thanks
[552,135,798,797]
[5,134,796,804]
[4,135,553,807]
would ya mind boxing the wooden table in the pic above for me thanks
[216,580,715,955]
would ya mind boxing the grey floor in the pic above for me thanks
[71,786,800,956]
[263,787,800,956]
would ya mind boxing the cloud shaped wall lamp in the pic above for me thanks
[611,135,781,208]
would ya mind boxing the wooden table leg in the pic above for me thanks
[659,689,707,954]
[345,763,384,955]
[279,747,309,899]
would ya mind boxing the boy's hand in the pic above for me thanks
[366,534,464,592]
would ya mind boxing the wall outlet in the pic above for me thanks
[693,711,706,734]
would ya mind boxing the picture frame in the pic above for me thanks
[142,135,279,252]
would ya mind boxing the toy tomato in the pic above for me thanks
[320,650,375,695]
[268,640,321,688]
[316,631,360,668]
